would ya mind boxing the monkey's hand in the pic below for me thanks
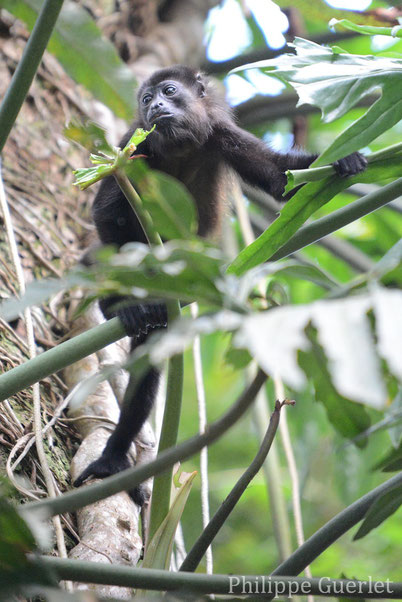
[99,298,167,343]
[333,152,367,177]
[73,452,149,506]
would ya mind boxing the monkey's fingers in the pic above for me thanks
[73,453,131,487]
[73,461,100,487]
[333,152,367,177]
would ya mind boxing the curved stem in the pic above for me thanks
[179,399,283,572]
[148,300,183,539]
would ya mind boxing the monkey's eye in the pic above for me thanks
[142,94,152,105]
[164,85,176,96]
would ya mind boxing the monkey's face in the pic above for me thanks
[138,77,210,147]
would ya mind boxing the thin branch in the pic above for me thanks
[274,375,311,584]
[22,370,267,517]
[179,399,284,573]
[191,302,213,575]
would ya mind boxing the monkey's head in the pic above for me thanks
[137,66,215,149]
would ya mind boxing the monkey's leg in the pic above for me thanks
[74,367,161,506]
[74,300,167,505]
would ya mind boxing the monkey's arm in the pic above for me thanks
[215,124,367,201]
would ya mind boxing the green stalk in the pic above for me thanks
[0,318,125,402]
[179,399,283,572]
[114,171,160,245]
[22,370,267,517]
[270,177,402,262]
[0,0,64,153]
[148,301,183,539]
[26,557,402,598]
[289,144,402,187]
[114,170,185,533]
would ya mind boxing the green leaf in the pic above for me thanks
[329,18,402,38]
[96,241,226,307]
[73,164,114,190]
[354,483,402,539]
[274,263,340,291]
[228,159,402,276]
[0,0,136,119]
[125,126,155,150]
[225,347,253,370]
[0,273,86,321]
[141,471,197,572]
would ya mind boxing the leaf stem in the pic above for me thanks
[114,171,160,245]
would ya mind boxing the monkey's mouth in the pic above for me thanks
[149,112,173,124]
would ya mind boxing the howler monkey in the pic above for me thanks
[74,65,367,503]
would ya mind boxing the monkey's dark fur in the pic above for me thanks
[74,66,367,503]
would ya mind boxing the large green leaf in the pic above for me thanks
[233,38,402,163]
[228,159,402,276]
[0,0,136,119]
[126,161,198,240]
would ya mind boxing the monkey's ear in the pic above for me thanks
[196,72,206,98]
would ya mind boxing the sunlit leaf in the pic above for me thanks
[233,38,402,163]
[299,329,370,443]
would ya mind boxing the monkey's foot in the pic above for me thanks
[333,152,367,177]
[73,453,149,506]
